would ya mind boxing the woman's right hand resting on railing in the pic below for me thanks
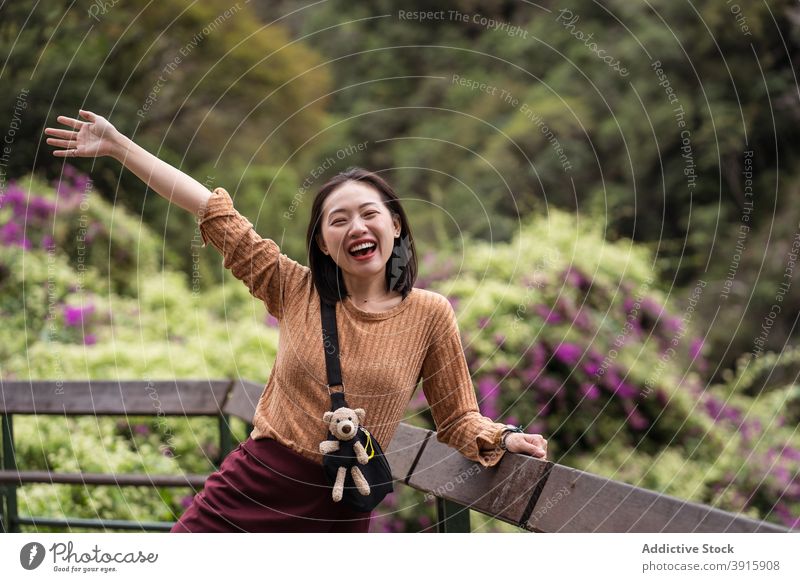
[44,109,212,217]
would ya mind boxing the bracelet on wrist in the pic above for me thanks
[499,425,524,450]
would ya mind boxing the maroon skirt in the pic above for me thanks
[170,437,373,533]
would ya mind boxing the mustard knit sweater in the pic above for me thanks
[197,187,509,468]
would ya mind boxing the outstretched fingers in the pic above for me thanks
[52,148,80,157]
[55,115,87,130]
[46,138,78,149]
[44,128,78,139]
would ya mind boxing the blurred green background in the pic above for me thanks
[1,0,799,532]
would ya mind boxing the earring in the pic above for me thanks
[387,233,413,291]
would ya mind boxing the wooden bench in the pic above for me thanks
[1,380,788,533]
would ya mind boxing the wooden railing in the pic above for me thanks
[0,380,788,533]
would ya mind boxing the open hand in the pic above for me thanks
[505,432,548,459]
[44,109,121,159]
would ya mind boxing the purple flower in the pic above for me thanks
[604,369,638,398]
[661,317,683,334]
[612,380,638,399]
[63,164,78,178]
[479,401,498,419]
[564,266,591,291]
[582,362,600,376]
[83,333,97,345]
[572,307,593,331]
[447,296,459,310]
[704,396,742,424]
[477,316,491,329]
[772,466,791,485]
[624,402,649,430]
[411,389,427,408]
[134,424,150,436]
[553,343,582,366]
[73,175,92,192]
[689,337,704,359]
[537,376,561,395]
[0,221,22,245]
[180,494,195,509]
[494,333,506,346]
[477,377,498,398]
[642,297,664,317]
[618,383,638,398]
[264,314,279,328]
[623,297,636,314]
[63,304,95,327]
[780,447,800,462]
[478,377,499,419]
[534,304,563,324]
[494,363,511,375]
[528,421,544,434]
[29,196,56,220]
[581,383,600,400]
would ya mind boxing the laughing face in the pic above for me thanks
[315,180,401,290]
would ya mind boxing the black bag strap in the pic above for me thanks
[320,296,344,392]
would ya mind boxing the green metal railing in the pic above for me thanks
[0,411,252,533]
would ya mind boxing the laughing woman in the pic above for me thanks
[44,110,548,533]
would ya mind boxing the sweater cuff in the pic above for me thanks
[475,423,509,468]
[196,187,237,248]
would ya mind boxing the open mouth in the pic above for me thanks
[348,242,377,260]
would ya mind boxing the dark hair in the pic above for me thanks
[306,167,417,305]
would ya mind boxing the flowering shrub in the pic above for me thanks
[409,209,798,530]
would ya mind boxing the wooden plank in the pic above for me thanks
[221,380,263,422]
[0,470,208,489]
[0,380,232,416]
[526,464,787,533]
[405,435,551,526]
[384,423,431,482]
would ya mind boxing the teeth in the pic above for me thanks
[349,242,376,253]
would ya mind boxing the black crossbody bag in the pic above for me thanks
[319,296,394,512]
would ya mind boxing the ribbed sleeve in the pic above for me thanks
[421,300,509,468]
[197,187,309,320]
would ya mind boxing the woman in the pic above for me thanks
[45,110,549,532]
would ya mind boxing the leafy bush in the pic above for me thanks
[407,208,798,530]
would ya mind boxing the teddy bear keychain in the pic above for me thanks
[319,391,372,502]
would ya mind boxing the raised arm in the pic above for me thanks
[45,109,211,217]
[45,109,310,319]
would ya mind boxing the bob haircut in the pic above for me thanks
[306,167,418,305]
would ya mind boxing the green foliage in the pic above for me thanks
[407,208,798,529]
[1,170,275,531]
